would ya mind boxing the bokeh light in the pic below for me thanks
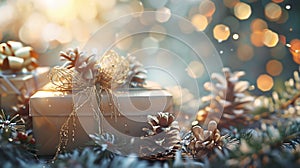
[289,39,300,57]
[263,29,279,47]
[191,14,208,31]
[265,2,282,21]
[237,44,254,61]
[234,2,252,20]
[251,19,268,32]
[213,24,230,42]
[198,0,216,17]
[155,7,171,23]
[186,61,205,78]
[251,31,264,47]
[257,74,274,92]
[266,59,283,76]
[232,33,239,40]
[223,0,239,8]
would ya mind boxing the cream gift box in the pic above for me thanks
[29,87,173,155]
[0,67,50,113]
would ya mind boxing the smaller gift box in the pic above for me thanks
[29,86,173,155]
[0,67,50,113]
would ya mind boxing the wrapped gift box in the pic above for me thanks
[29,87,173,155]
[0,67,50,113]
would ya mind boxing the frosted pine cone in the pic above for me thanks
[60,48,99,81]
[125,54,147,88]
[199,68,254,128]
[140,112,181,160]
[185,120,237,159]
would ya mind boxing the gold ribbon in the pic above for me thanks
[0,41,38,72]
[49,49,129,90]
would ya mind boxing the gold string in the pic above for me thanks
[53,87,94,160]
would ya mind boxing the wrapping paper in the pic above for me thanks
[29,87,173,155]
[0,67,50,112]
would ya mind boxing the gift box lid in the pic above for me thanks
[29,88,173,117]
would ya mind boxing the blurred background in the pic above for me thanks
[0,0,299,96]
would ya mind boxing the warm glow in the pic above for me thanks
[251,19,268,32]
[237,44,254,61]
[199,0,216,17]
[213,24,231,42]
[191,14,208,31]
[265,2,282,21]
[196,110,207,122]
[263,29,279,47]
[234,2,252,20]
[186,61,205,78]
[251,31,264,47]
[266,59,283,76]
[257,74,274,91]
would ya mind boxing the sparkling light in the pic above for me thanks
[266,60,283,76]
[234,2,252,20]
[232,33,239,40]
[191,14,208,31]
[265,2,282,21]
[263,29,279,47]
[199,0,216,17]
[286,5,291,10]
[257,74,274,92]
[186,61,205,78]
[213,24,231,42]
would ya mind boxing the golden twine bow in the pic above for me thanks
[51,49,129,159]
[0,41,38,72]
[49,49,129,90]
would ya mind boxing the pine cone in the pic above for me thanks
[125,55,147,88]
[60,48,99,81]
[198,68,254,128]
[185,120,236,159]
[140,112,181,160]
